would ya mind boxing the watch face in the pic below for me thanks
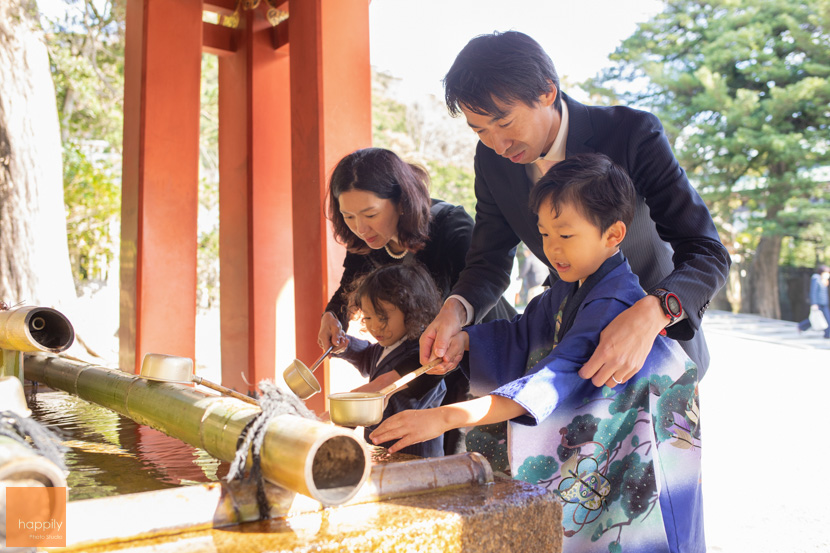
[666,295,682,317]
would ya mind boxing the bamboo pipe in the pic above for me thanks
[0,306,74,383]
[24,354,370,506]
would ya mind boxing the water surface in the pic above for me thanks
[29,390,228,501]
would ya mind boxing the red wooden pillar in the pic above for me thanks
[120,0,202,373]
[217,12,294,393]
[289,0,372,412]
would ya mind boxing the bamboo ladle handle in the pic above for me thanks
[377,358,443,397]
[193,375,259,406]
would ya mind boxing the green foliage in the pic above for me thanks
[582,0,830,269]
[197,55,220,311]
[609,376,649,414]
[515,454,558,484]
[425,160,476,216]
[653,370,698,441]
[371,69,478,214]
[46,1,125,288]
[619,460,656,519]
[46,0,125,147]
[557,414,600,462]
[62,141,120,284]
[372,71,409,143]
[594,409,639,462]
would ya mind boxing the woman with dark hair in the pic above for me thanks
[319,147,515,455]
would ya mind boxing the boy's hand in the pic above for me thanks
[369,408,448,454]
[579,295,667,387]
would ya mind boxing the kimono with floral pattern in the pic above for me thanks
[465,255,704,553]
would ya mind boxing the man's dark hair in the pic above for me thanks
[444,31,561,119]
[348,263,442,340]
[530,154,636,234]
[327,148,432,255]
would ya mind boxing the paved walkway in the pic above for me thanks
[703,309,830,350]
[700,310,830,552]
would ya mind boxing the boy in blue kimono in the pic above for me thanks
[371,154,705,553]
[335,262,447,458]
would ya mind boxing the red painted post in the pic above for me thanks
[289,0,372,413]
[121,0,202,373]
[218,12,294,394]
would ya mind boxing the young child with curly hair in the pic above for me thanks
[334,261,446,457]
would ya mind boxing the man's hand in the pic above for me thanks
[419,298,467,370]
[318,311,348,353]
[579,295,668,388]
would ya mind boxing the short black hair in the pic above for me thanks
[444,31,561,119]
[530,153,636,234]
[347,263,442,341]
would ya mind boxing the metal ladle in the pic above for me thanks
[282,346,334,400]
[328,359,442,427]
[139,352,259,406]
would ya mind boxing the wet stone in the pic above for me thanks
[74,476,563,553]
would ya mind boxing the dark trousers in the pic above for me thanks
[798,305,830,338]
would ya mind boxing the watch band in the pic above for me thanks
[650,289,683,326]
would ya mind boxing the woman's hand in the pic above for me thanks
[578,295,667,388]
[318,311,348,353]
[369,408,449,454]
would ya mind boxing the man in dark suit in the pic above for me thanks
[421,31,731,386]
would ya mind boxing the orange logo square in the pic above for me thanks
[5,486,67,547]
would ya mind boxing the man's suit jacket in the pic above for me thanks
[451,93,731,373]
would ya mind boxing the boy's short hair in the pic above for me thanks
[347,263,442,340]
[530,153,636,234]
[444,31,562,119]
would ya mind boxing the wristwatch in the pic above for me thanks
[650,289,683,326]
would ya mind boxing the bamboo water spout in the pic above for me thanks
[0,306,74,383]
[24,354,370,506]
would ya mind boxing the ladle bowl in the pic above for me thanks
[283,346,333,400]
[140,353,259,406]
[328,359,441,427]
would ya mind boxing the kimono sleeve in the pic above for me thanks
[491,295,632,426]
[465,291,555,397]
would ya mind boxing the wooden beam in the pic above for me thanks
[272,19,288,51]
[203,21,238,56]
[203,0,237,17]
